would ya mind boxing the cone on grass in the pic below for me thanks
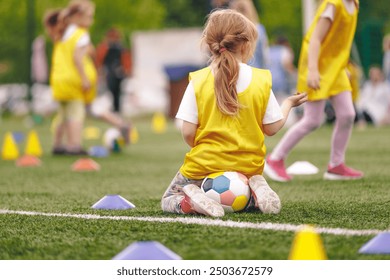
[152,112,167,134]
[71,158,100,171]
[12,132,25,143]
[88,146,109,158]
[25,130,43,157]
[288,225,327,260]
[112,241,182,260]
[83,126,101,140]
[359,232,390,254]
[1,132,19,160]
[92,194,135,210]
[16,155,41,167]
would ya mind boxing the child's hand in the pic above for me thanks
[82,78,91,92]
[286,92,307,107]
[307,69,321,90]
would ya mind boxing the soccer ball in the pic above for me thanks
[103,127,124,151]
[201,171,251,213]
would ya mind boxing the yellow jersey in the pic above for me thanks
[297,0,359,100]
[51,27,97,104]
[180,67,271,179]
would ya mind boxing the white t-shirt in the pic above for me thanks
[62,24,90,47]
[176,63,283,125]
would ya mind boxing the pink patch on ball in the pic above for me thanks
[220,190,236,206]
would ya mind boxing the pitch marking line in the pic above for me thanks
[0,209,383,236]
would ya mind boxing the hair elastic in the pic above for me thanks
[219,47,227,53]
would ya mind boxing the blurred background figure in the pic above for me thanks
[356,66,390,128]
[46,0,97,155]
[230,0,269,69]
[31,35,48,84]
[265,0,363,182]
[210,0,230,9]
[268,35,297,102]
[268,35,299,126]
[383,34,390,83]
[96,28,132,113]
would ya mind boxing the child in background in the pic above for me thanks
[230,0,270,69]
[46,0,131,154]
[161,9,307,217]
[383,34,390,83]
[268,35,297,102]
[356,66,390,127]
[95,28,132,113]
[46,2,94,155]
[265,0,363,181]
[63,0,131,145]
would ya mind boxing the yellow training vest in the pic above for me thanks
[51,27,97,104]
[180,67,271,179]
[297,0,358,100]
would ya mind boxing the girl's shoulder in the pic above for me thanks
[189,67,211,81]
[62,24,88,41]
[248,65,271,78]
[325,0,358,12]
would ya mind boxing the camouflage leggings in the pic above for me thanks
[161,171,203,214]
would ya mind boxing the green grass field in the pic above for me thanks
[0,115,389,260]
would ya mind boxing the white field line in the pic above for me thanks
[0,209,384,237]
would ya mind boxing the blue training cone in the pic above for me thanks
[359,232,390,254]
[12,132,25,143]
[92,194,135,210]
[89,146,109,158]
[112,241,182,260]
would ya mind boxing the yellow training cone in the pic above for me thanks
[1,132,19,160]
[25,130,43,157]
[130,126,139,144]
[288,225,327,260]
[83,126,101,140]
[152,112,167,134]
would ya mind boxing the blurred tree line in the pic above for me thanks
[0,0,388,84]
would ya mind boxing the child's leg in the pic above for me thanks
[87,104,131,144]
[52,103,66,153]
[161,172,224,217]
[65,101,86,152]
[248,175,281,214]
[270,100,326,160]
[161,172,192,214]
[329,91,356,166]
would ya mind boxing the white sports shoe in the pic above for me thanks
[182,184,224,218]
[248,175,281,214]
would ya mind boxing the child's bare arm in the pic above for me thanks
[263,93,307,136]
[307,17,332,90]
[181,121,197,147]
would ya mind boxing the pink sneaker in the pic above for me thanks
[323,163,364,180]
[263,156,292,182]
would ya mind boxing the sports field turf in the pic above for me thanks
[0,115,389,260]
